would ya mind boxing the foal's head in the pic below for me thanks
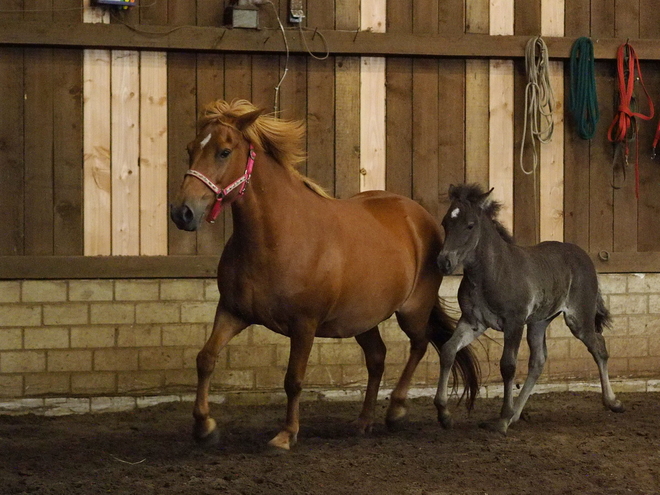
[170,100,263,231]
[437,184,511,274]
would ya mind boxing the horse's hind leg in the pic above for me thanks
[565,313,624,413]
[385,312,430,428]
[354,327,386,434]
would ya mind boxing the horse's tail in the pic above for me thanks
[595,289,612,334]
[428,298,481,411]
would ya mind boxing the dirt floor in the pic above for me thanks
[1,391,659,495]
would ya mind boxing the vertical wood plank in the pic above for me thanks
[83,2,111,256]
[539,0,565,243]
[563,0,590,250]
[465,0,489,188]
[111,50,140,256]
[412,0,440,219]
[51,0,84,255]
[513,0,541,245]
[437,5,465,215]
[489,0,515,230]
[24,46,54,255]
[360,56,386,192]
[140,51,168,256]
[611,0,639,253]
[0,45,24,255]
[636,0,659,252]
[196,52,226,256]
[334,1,360,199]
[335,56,361,199]
[305,2,335,191]
[385,0,412,197]
[589,0,615,254]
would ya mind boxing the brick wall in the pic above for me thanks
[1,275,659,408]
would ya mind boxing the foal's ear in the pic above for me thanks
[477,187,495,210]
[448,184,458,199]
[234,108,265,131]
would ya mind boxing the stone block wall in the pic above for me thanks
[1,275,659,410]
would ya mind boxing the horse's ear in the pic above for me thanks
[448,184,457,198]
[235,108,265,131]
[477,187,495,210]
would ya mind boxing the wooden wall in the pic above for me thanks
[2,0,660,275]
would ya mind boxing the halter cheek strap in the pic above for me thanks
[185,144,256,224]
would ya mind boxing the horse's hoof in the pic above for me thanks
[609,400,625,413]
[351,418,373,435]
[386,405,407,431]
[268,430,296,451]
[193,418,220,447]
[479,419,508,436]
[438,412,454,430]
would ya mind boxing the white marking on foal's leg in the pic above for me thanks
[451,207,460,218]
[200,133,212,149]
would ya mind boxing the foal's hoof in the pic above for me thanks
[479,419,508,436]
[608,400,625,414]
[438,411,454,430]
[193,418,220,447]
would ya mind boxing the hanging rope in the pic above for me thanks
[519,36,555,176]
[569,37,599,140]
[607,42,655,198]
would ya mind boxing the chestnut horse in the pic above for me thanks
[170,99,479,450]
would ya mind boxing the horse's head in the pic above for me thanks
[170,101,264,231]
[437,184,495,275]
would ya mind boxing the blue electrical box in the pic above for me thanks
[95,0,135,6]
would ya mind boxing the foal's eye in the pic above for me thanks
[467,222,475,230]
[218,149,231,159]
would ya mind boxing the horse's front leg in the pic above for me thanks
[193,305,248,445]
[434,318,484,429]
[268,321,316,450]
[480,323,524,435]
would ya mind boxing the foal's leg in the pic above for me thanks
[268,320,316,450]
[565,314,624,413]
[507,320,550,426]
[354,327,386,434]
[480,323,524,435]
[434,318,486,429]
[193,306,248,445]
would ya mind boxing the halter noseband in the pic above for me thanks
[185,144,256,223]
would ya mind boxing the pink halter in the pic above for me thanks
[185,144,256,223]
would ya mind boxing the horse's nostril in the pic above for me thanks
[182,204,194,224]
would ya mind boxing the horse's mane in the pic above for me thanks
[201,99,332,199]
[449,183,515,244]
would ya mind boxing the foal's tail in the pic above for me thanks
[428,298,481,411]
[595,290,612,334]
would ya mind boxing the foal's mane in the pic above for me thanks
[449,184,515,244]
[201,99,332,199]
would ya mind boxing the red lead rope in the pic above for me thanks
[607,43,655,199]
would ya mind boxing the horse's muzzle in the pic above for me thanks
[437,253,455,275]
[170,203,198,232]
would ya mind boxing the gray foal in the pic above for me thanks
[435,184,624,435]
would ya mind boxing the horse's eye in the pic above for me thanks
[219,149,231,159]
[467,222,475,230]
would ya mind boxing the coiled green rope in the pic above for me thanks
[569,36,599,140]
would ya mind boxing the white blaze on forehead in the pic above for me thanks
[450,207,460,218]
[200,133,212,149]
